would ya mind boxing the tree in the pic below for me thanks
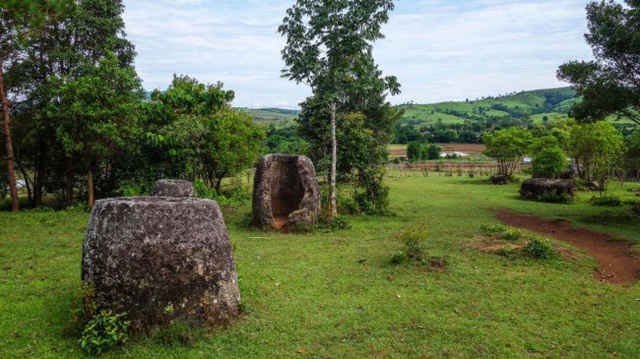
[0,1,42,211]
[530,136,567,178]
[624,130,640,179]
[5,0,137,207]
[568,122,624,189]
[557,0,640,124]
[51,53,142,207]
[279,0,397,219]
[426,144,442,160]
[144,76,265,193]
[483,128,533,177]
[407,141,426,163]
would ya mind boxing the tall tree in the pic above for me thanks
[0,1,33,211]
[143,75,265,193]
[279,0,397,219]
[50,53,142,207]
[558,0,640,124]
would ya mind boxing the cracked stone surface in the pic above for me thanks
[82,197,240,331]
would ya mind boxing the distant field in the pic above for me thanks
[239,108,300,123]
[389,143,487,159]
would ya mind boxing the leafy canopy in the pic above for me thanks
[558,0,640,124]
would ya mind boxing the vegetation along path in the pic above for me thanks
[496,209,640,285]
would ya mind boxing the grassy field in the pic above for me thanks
[398,88,577,125]
[1,174,639,358]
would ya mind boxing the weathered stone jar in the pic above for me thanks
[252,154,320,230]
[82,197,240,331]
[151,179,195,198]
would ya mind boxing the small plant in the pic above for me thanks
[79,310,130,356]
[390,225,428,264]
[501,228,522,241]
[524,238,557,259]
[389,251,407,265]
[589,195,622,207]
[479,224,520,240]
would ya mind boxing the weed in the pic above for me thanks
[524,238,557,259]
[79,310,130,356]
[390,225,428,265]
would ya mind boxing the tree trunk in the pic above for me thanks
[34,148,46,207]
[88,168,95,208]
[64,157,73,206]
[0,65,19,212]
[329,102,338,219]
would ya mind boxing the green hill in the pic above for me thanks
[398,87,577,125]
[239,108,300,123]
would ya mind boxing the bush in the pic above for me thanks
[537,190,574,204]
[194,178,249,207]
[531,146,567,178]
[353,166,391,215]
[590,195,622,207]
[632,203,640,217]
[479,224,521,241]
[524,238,557,259]
[390,225,428,264]
[79,310,130,356]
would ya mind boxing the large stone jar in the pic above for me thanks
[82,197,240,331]
[252,154,320,230]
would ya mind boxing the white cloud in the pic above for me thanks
[122,0,593,108]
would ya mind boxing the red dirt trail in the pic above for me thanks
[496,210,640,285]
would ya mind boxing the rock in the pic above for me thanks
[253,154,320,230]
[490,175,511,185]
[82,197,240,331]
[520,178,575,202]
[151,179,194,198]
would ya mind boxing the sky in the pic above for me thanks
[122,0,594,108]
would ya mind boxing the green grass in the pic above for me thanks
[1,174,640,358]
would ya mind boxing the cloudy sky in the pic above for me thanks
[122,0,593,108]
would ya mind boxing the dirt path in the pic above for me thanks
[496,209,640,285]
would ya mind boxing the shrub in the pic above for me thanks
[390,225,428,264]
[79,310,130,356]
[479,224,520,240]
[524,238,557,259]
[353,166,391,215]
[632,203,640,217]
[589,195,622,207]
[537,190,574,204]
[531,146,567,178]
[479,224,508,236]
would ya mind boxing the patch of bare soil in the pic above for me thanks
[496,209,640,285]
[272,217,288,230]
